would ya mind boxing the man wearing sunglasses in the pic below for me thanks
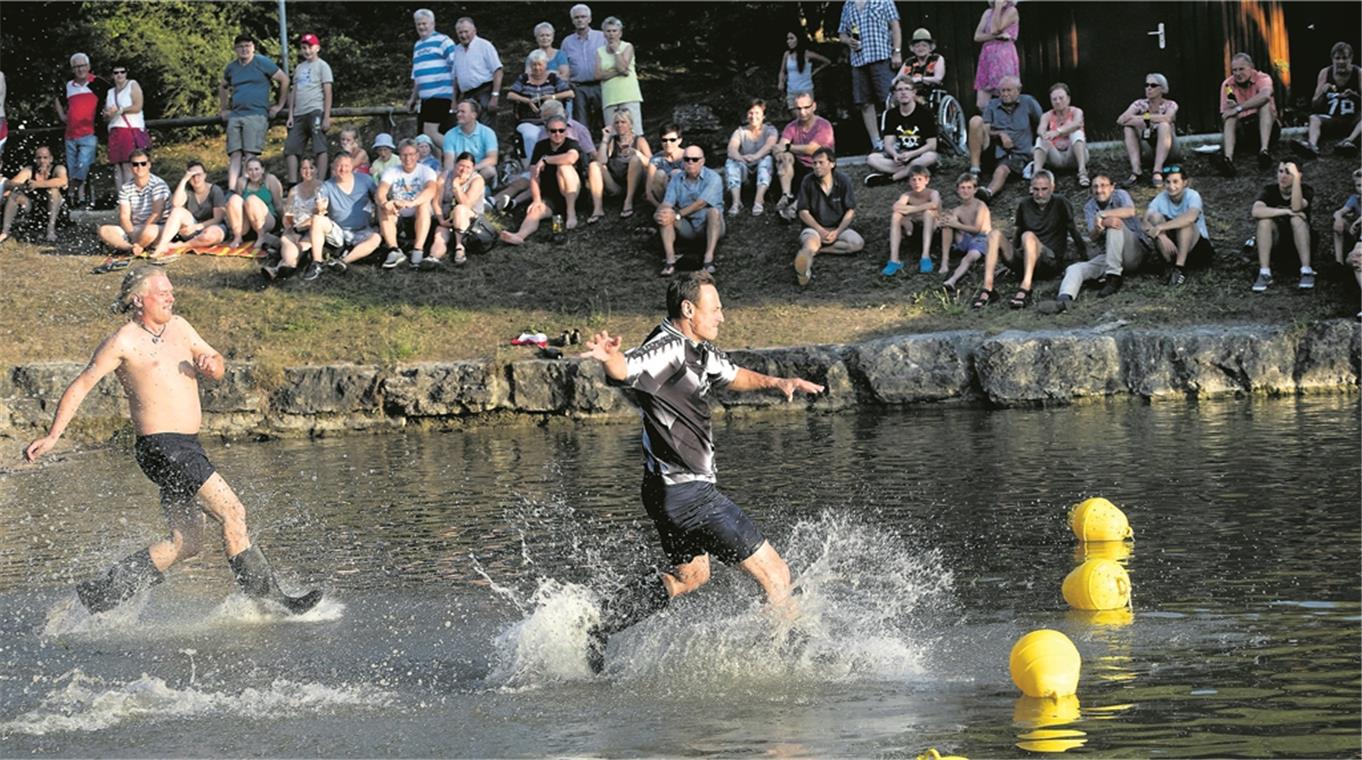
[499,115,584,244]
[655,146,724,276]
[54,52,106,209]
[97,149,169,257]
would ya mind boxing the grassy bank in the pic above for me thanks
[2,131,1357,376]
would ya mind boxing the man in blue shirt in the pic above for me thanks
[442,99,499,184]
[561,4,607,136]
[655,146,724,276]
[218,34,289,192]
[316,152,382,271]
[406,9,458,147]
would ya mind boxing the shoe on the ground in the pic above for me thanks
[1037,297,1069,314]
[1298,269,1316,290]
[1168,267,1187,287]
[302,261,322,281]
[1097,274,1123,298]
[382,249,405,269]
[260,262,279,280]
[794,250,813,287]
[1257,151,1274,170]
[918,257,934,274]
[976,186,993,202]
[1022,160,1035,181]
[408,249,424,269]
[328,258,348,274]
[863,172,894,188]
[1252,271,1272,292]
[1293,139,1321,157]
[420,256,446,271]
[1214,152,1237,177]
[880,260,903,277]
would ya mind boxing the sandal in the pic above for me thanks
[587,213,604,225]
[1151,173,1164,189]
[971,288,995,309]
[1077,172,1090,188]
[659,261,676,277]
[703,261,717,274]
[1121,173,1140,188]
[454,244,467,265]
[1008,288,1032,309]
[943,282,958,297]
[752,202,764,216]
[727,203,743,218]
[619,207,635,219]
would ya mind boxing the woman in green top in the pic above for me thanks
[226,156,284,251]
[597,17,643,139]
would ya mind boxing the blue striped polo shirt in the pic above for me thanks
[411,32,457,100]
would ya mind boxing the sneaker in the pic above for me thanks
[419,256,446,271]
[1168,267,1187,287]
[1097,274,1123,298]
[918,257,934,274]
[1257,151,1274,170]
[1252,271,1272,292]
[260,263,279,280]
[880,260,904,277]
[328,258,348,274]
[863,172,894,188]
[408,249,424,269]
[1298,269,1316,290]
[302,261,322,281]
[976,186,993,202]
[382,249,405,269]
[1021,161,1035,181]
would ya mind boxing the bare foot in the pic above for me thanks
[130,244,144,257]
[499,230,525,245]
[45,231,57,243]
[227,237,244,249]
[565,214,578,230]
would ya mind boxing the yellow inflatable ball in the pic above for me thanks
[1062,559,1132,610]
[1068,497,1133,542]
[1009,629,1082,698]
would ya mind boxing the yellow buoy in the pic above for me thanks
[1009,629,1082,698]
[1072,539,1131,565]
[1068,498,1133,542]
[1061,559,1132,610]
[916,749,968,760]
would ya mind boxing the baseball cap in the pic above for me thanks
[372,133,396,150]
[299,33,320,47]
[911,28,933,43]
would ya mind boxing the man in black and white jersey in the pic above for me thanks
[579,271,824,672]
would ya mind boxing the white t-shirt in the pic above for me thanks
[293,58,334,115]
[380,163,437,203]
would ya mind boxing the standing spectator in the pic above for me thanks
[838,0,901,152]
[376,139,438,269]
[1142,165,1215,287]
[338,128,370,175]
[590,109,651,221]
[966,76,1042,200]
[882,164,941,276]
[973,0,1020,112]
[938,173,992,295]
[794,148,862,287]
[1250,161,1316,292]
[562,4,607,134]
[645,122,686,209]
[1116,73,1179,188]
[973,169,1085,309]
[225,156,284,253]
[499,115,584,245]
[270,156,328,281]
[508,50,574,156]
[148,160,228,257]
[1031,83,1088,187]
[103,64,147,197]
[218,34,288,192]
[406,9,458,146]
[597,17,643,137]
[774,92,835,221]
[863,76,939,186]
[428,152,486,268]
[1215,53,1279,175]
[0,146,68,244]
[317,152,382,271]
[724,99,778,217]
[55,52,106,209]
[1040,174,1149,312]
[370,133,400,178]
[97,149,168,256]
[0,71,8,168]
[778,29,831,110]
[441,100,498,184]
[1297,42,1361,156]
[526,22,570,80]
[453,17,504,124]
[656,145,724,276]
[1332,168,1361,271]
[285,33,334,184]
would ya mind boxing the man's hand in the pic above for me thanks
[775,376,825,402]
[195,353,222,378]
[24,434,58,463]
[580,330,623,363]
[286,114,295,128]
[997,132,1014,150]
[821,228,838,245]
[1284,163,1301,180]
[407,97,419,113]
[268,104,283,119]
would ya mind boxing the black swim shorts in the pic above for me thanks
[641,471,766,567]
[134,433,216,508]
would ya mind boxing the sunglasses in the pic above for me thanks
[131,160,150,167]
[1161,164,1182,175]
[548,128,567,134]
[113,69,128,74]
[660,136,680,143]
[1144,82,1160,87]
[682,156,703,163]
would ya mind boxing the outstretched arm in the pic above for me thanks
[727,368,824,401]
[580,330,627,381]
[25,334,125,461]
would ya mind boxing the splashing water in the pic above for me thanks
[40,590,344,640]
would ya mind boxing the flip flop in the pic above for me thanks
[703,261,717,274]
[619,208,635,219]
[659,262,676,277]
[587,214,604,225]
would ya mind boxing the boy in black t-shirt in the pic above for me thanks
[864,78,939,186]
[1250,160,1316,291]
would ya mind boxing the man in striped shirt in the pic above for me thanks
[98,149,169,256]
[405,8,458,147]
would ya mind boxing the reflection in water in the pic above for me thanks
[1014,695,1086,752]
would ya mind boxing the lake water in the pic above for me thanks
[1,397,1358,757]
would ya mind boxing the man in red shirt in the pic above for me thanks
[1215,52,1279,176]
[54,52,106,209]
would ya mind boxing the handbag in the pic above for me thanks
[122,113,152,150]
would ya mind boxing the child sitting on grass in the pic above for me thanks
[938,172,992,295]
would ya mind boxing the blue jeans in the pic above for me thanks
[65,133,97,181]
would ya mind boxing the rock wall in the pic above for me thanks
[3,321,1356,443]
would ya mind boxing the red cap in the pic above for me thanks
[299,33,320,47]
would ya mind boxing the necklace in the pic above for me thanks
[138,320,167,344]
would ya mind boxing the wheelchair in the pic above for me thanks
[885,84,967,156]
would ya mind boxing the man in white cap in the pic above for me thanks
[285,32,333,184]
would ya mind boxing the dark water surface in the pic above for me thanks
[1,397,1358,757]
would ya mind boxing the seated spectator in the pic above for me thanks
[1215,53,1279,175]
[775,92,835,221]
[966,76,1041,200]
[1250,161,1316,292]
[508,49,573,156]
[376,138,438,269]
[537,99,595,157]
[1298,42,1361,156]
[0,146,68,244]
[882,164,940,276]
[317,152,382,271]
[500,115,584,245]
[97,149,168,256]
[441,100,498,183]
[973,169,1085,309]
[270,156,328,281]
[370,133,400,178]
[938,172,992,295]
[1032,82,1088,187]
[148,160,227,257]
[899,28,945,92]
[526,21,570,80]
[338,128,370,175]
[596,16,643,140]
[493,99,595,214]
[864,77,939,186]
[414,134,442,171]
[225,156,284,252]
[656,145,724,276]
[778,29,831,110]
[793,147,861,287]
[1348,244,1362,320]
[1116,73,1180,188]
[1141,164,1214,287]
[1332,168,1361,271]
[1039,174,1149,313]
[589,109,651,221]
[723,98,778,217]
[645,122,685,208]
[428,151,485,268]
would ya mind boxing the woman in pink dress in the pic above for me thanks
[973,0,1020,111]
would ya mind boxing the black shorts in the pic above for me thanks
[284,111,328,157]
[791,160,812,191]
[1185,235,1215,269]
[134,433,216,508]
[641,472,765,567]
[419,97,455,133]
[1234,116,1281,152]
[985,146,1028,176]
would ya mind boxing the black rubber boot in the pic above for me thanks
[587,575,670,674]
[76,549,165,614]
[228,545,322,615]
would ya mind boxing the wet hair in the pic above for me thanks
[667,270,716,319]
[787,28,811,70]
[812,146,836,163]
[1331,42,1353,59]
[908,164,931,179]
[955,172,977,187]
[113,267,163,314]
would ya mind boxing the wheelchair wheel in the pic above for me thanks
[936,94,968,156]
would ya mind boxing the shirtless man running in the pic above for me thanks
[25,268,320,615]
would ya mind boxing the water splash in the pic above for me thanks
[0,669,395,736]
[210,593,346,624]
[39,590,343,640]
[41,591,148,638]
[487,579,601,688]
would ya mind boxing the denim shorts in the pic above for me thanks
[65,134,97,180]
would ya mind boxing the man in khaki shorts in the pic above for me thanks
[219,33,289,191]
[794,147,863,286]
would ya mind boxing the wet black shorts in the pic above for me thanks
[419,97,455,133]
[134,433,216,507]
[641,472,766,567]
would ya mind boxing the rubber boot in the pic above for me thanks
[228,545,322,614]
[76,548,165,614]
[587,574,670,674]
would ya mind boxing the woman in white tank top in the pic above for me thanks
[104,65,147,191]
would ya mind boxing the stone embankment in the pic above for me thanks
[2,321,1356,443]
